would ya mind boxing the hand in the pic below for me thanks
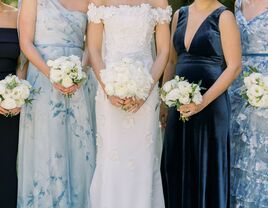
[107,95,125,108]
[9,107,21,116]
[121,98,137,112]
[53,83,79,96]
[178,102,205,119]
[160,103,168,129]
[130,99,146,113]
[0,106,9,116]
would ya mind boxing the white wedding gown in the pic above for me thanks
[87,3,172,208]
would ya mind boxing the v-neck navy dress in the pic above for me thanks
[161,6,230,208]
[0,28,20,208]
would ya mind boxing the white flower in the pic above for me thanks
[1,98,17,110]
[162,81,172,92]
[178,95,191,105]
[16,99,25,108]
[192,93,203,105]
[248,84,264,97]
[105,83,115,95]
[50,69,64,83]
[259,95,268,108]
[61,76,74,88]
[0,84,5,95]
[165,88,181,101]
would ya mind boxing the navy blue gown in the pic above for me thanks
[161,6,230,208]
[0,28,20,208]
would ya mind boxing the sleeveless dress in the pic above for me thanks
[87,3,172,208]
[0,28,20,208]
[230,0,268,207]
[161,6,230,208]
[17,1,96,207]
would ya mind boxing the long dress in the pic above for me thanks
[87,3,172,208]
[161,6,230,208]
[230,0,268,207]
[0,28,20,208]
[17,0,96,207]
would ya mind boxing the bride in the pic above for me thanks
[87,0,171,207]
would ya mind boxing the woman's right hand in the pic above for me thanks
[107,95,125,108]
[53,83,79,95]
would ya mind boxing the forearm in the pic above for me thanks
[16,61,28,80]
[162,61,176,85]
[202,66,241,107]
[151,51,169,87]
[20,41,50,78]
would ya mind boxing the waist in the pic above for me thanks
[104,52,153,65]
[34,43,83,50]
[0,59,17,73]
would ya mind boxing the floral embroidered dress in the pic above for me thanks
[17,0,96,207]
[87,3,171,208]
[230,0,268,207]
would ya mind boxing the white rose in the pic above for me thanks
[20,85,31,99]
[248,84,264,97]
[179,95,191,105]
[1,98,17,109]
[249,73,263,84]
[16,99,25,108]
[61,76,74,88]
[248,97,261,107]
[114,84,128,99]
[244,76,253,88]
[47,60,54,67]
[192,93,203,105]
[0,84,5,95]
[12,86,23,100]
[165,88,181,102]
[162,81,173,92]
[50,69,64,83]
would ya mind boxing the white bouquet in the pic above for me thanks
[47,55,87,90]
[160,76,203,121]
[100,58,153,100]
[242,66,268,108]
[0,74,34,111]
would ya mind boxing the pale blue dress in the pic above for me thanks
[230,0,268,207]
[17,0,96,207]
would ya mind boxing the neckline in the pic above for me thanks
[91,2,169,10]
[55,0,87,16]
[183,6,224,53]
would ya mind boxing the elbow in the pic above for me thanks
[19,38,33,56]
[227,62,242,79]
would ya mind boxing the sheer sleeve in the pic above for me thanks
[87,3,104,24]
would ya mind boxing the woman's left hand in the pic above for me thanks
[178,102,205,118]
[8,107,21,116]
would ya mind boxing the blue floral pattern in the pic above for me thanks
[17,0,96,207]
[230,0,268,207]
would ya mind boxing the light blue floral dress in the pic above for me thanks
[230,0,268,207]
[17,0,96,207]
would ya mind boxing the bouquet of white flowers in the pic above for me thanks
[100,58,153,101]
[160,76,203,121]
[0,75,34,111]
[242,66,268,108]
[47,55,87,92]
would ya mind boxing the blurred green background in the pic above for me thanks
[3,0,235,12]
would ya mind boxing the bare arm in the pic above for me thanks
[19,0,50,78]
[150,0,171,87]
[180,10,242,117]
[162,10,179,84]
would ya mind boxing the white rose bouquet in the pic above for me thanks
[242,66,268,108]
[160,76,203,121]
[0,75,36,115]
[47,55,87,97]
[100,58,153,101]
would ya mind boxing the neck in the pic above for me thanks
[193,0,217,10]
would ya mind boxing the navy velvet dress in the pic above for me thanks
[0,28,20,208]
[161,6,230,208]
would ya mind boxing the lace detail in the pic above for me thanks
[87,3,104,23]
[153,6,172,24]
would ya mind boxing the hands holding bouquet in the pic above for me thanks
[160,76,204,122]
[47,55,87,97]
[0,74,37,117]
[100,58,154,112]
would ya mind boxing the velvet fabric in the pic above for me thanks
[161,6,230,208]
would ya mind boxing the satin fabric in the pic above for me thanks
[161,6,230,208]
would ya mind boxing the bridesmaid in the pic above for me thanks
[230,0,268,207]
[0,2,22,207]
[17,0,95,207]
[161,0,241,207]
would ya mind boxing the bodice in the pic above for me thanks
[87,3,172,64]
[235,0,268,54]
[173,6,227,67]
[0,28,19,77]
[34,0,87,50]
